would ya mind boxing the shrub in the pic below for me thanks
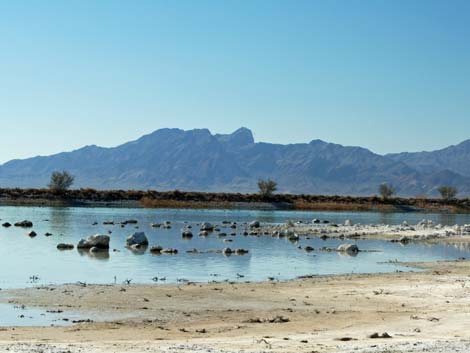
[257,179,277,197]
[48,171,75,193]
[438,186,458,200]
[378,183,396,199]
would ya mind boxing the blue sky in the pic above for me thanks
[0,0,469,163]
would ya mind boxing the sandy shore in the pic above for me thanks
[1,260,470,352]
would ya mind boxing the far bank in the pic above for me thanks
[0,188,469,213]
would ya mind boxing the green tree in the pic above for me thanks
[378,183,396,199]
[49,171,75,193]
[257,179,277,197]
[438,186,458,200]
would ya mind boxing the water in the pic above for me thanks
[0,303,130,327]
[0,304,84,326]
[0,206,469,289]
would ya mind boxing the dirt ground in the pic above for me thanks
[1,260,470,352]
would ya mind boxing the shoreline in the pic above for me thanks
[0,188,469,213]
[0,205,470,351]
[1,259,470,352]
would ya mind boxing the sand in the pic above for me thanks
[1,258,470,352]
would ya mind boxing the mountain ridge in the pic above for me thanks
[0,128,469,197]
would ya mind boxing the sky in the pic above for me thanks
[0,0,469,163]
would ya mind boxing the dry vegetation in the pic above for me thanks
[0,188,469,212]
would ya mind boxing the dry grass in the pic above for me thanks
[0,188,469,213]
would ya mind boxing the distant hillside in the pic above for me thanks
[388,139,470,177]
[0,128,469,197]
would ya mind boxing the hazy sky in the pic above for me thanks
[0,0,469,163]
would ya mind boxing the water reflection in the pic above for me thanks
[378,212,394,225]
[48,207,72,232]
[436,213,458,226]
[77,249,110,260]
[448,242,470,253]
[126,245,148,255]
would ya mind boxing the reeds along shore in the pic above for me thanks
[0,188,469,212]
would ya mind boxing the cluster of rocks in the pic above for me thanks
[257,218,470,242]
[9,215,469,262]
[2,220,33,228]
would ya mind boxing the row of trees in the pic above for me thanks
[378,183,458,200]
[257,179,460,200]
[47,171,460,200]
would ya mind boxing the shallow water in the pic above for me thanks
[0,206,469,289]
[0,303,82,326]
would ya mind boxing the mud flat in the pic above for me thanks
[1,259,470,352]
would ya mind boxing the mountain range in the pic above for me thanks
[0,127,469,197]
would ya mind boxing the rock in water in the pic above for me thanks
[122,219,138,225]
[223,247,233,255]
[15,220,33,228]
[249,221,260,228]
[337,244,359,253]
[77,234,110,249]
[200,222,214,231]
[399,236,411,244]
[150,245,163,254]
[126,232,149,246]
[57,243,74,250]
[182,231,193,239]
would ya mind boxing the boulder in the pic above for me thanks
[126,232,149,247]
[77,234,110,249]
[2,222,11,228]
[249,221,260,228]
[344,220,353,226]
[337,244,359,253]
[28,231,37,237]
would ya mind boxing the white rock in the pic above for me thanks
[77,234,110,249]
